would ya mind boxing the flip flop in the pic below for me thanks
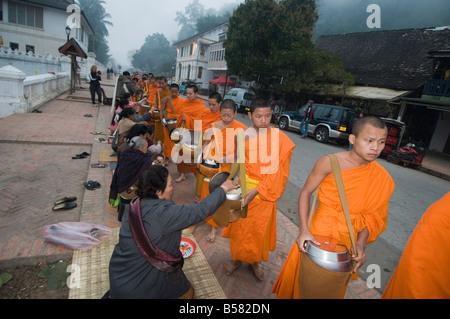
[72,154,87,159]
[54,196,77,206]
[91,163,108,168]
[90,131,107,135]
[53,202,77,211]
[83,181,101,190]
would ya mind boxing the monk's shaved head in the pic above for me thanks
[352,116,387,136]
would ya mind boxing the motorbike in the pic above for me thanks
[387,141,426,168]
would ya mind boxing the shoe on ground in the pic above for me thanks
[53,202,77,211]
[54,196,77,206]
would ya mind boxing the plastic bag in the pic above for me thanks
[43,222,112,250]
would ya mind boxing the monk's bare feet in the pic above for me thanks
[206,226,216,242]
[223,260,242,276]
[251,263,265,281]
[175,174,186,183]
[192,195,201,203]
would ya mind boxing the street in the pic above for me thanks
[235,113,450,292]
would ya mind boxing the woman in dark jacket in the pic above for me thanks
[108,165,236,299]
[89,65,102,106]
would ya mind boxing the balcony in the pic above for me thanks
[207,43,227,70]
[423,79,450,98]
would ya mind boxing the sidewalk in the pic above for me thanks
[1,80,439,299]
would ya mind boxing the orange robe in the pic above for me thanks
[202,120,248,228]
[201,108,221,133]
[382,192,450,299]
[153,88,171,143]
[176,98,206,174]
[272,160,395,299]
[163,96,184,159]
[222,127,295,264]
[146,84,159,106]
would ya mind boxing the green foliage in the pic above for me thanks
[0,273,13,289]
[131,33,176,75]
[224,0,353,94]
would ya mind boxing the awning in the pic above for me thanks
[58,38,87,58]
[328,85,408,101]
[209,75,235,85]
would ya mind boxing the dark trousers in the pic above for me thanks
[90,84,102,104]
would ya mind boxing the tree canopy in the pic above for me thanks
[224,0,353,94]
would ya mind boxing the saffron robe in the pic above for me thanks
[201,108,221,133]
[146,83,159,106]
[163,96,184,159]
[382,192,450,299]
[176,98,206,174]
[222,127,295,264]
[202,120,248,228]
[153,88,171,143]
[271,160,395,299]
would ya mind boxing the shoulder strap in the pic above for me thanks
[167,99,177,116]
[328,154,358,256]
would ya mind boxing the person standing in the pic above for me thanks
[299,100,314,137]
[89,65,102,106]
[272,116,395,299]
[222,98,295,281]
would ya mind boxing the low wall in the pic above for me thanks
[0,65,70,118]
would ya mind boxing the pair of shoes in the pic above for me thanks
[91,163,108,168]
[95,137,107,143]
[84,114,93,118]
[72,152,90,159]
[92,104,98,107]
[53,196,77,211]
[32,109,43,113]
[83,180,101,190]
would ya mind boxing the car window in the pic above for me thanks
[342,110,357,125]
[243,92,255,100]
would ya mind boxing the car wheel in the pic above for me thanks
[278,117,289,130]
[315,127,329,143]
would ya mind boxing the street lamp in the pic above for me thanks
[65,26,71,41]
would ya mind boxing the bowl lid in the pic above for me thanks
[309,235,349,253]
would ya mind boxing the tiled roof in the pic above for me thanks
[315,28,450,90]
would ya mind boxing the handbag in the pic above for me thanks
[298,154,357,299]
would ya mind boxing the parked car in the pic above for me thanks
[277,103,358,143]
[223,88,256,113]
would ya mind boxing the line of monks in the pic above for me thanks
[126,73,449,299]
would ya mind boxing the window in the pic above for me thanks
[8,1,43,28]
[0,0,3,21]
[180,47,184,57]
[189,43,193,56]
[10,42,19,50]
[197,66,203,79]
[200,44,206,57]
[25,45,35,54]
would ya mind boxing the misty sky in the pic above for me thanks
[103,0,244,67]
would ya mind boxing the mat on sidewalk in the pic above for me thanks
[68,228,226,299]
[98,149,117,162]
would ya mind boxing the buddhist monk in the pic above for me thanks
[146,76,159,107]
[199,99,247,242]
[193,92,223,203]
[222,98,295,281]
[160,83,185,162]
[152,76,171,144]
[382,192,450,299]
[272,116,395,299]
[174,85,206,183]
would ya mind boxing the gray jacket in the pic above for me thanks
[116,75,142,99]
[109,187,226,299]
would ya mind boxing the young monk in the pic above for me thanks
[160,83,185,162]
[272,116,395,299]
[146,76,159,107]
[222,98,295,281]
[382,192,450,299]
[193,92,223,202]
[152,76,171,144]
[175,85,206,183]
[199,99,247,242]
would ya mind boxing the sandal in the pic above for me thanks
[83,181,101,190]
[91,163,108,168]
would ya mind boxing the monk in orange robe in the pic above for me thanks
[152,76,170,144]
[199,99,247,242]
[382,192,450,299]
[146,77,159,107]
[221,98,295,281]
[174,85,206,183]
[160,83,185,161]
[272,116,395,299]
[193,92,223,202]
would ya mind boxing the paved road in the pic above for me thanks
[235,113,450,292]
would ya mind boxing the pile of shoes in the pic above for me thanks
[72,152,90,159]
[83,180,101,190]
[53,196,77,211]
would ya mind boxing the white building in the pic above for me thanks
[0,0,92,58]
[173,22,229,89]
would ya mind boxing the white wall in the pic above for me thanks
[429,111,450,152]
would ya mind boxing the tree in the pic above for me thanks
[76,0,112,65]
[131,33,176,75]
[224,0,353,94]
[175,0,205,40]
